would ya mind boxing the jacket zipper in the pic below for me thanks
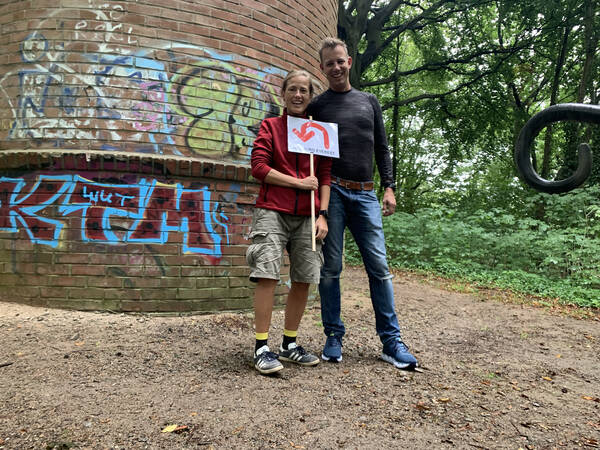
[293,153,300,215]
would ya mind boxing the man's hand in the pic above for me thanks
[315,215,328,240]
[382,187,396,216]
[298,175,318,191]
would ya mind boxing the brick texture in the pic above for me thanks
[0,151,264,311]
[0,0,337,161]
[0,1,336,312]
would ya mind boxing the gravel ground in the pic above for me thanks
[1,266,599,449]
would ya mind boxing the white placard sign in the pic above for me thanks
[287,116,339,158]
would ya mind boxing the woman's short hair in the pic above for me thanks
[281,70,323,96]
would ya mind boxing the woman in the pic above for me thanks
[247,70,332,375]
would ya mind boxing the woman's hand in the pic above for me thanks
[298,175,318,191]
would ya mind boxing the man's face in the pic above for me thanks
[320,45,352,92]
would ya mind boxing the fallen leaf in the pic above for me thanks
[74,341,85,346]
[556,354,562,358]
[190,412,198,416]
[542,376,552,381]
[438,398,451,403]
[582,396,600,402]
[161,424,178,433]
[584,438,598,447]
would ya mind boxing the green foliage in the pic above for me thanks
[345,187,600,307]
[342,0,600,309]
[358,0,599,213]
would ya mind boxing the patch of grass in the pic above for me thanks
[344,202,600,308]
[371,266,600,321]
[447,282,476,294]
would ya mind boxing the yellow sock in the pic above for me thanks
[255,332,269,341]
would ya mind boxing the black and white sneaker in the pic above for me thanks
[254,345,283,375]
[279,343,320,366]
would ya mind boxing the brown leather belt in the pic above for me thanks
[331,176,374,191]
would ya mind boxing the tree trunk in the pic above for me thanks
[559,0,597,180]
[541,25,571,179]
[391,35,401,193]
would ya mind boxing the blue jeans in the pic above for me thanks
[319,183,401,347]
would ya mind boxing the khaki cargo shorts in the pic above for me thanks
[246,208,323,284]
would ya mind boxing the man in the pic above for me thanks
[307,37,418,370]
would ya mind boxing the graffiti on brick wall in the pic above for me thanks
[0,174,230,260]
[0,2,284,161]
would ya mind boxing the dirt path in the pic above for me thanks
[1,267,599,449]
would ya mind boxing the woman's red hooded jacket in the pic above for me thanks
[251,111,332,216]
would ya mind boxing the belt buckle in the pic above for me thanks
[334,176,366,190]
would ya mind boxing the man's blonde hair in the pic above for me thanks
[319,37,348,62]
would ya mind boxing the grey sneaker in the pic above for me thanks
[279,343,320,366]
[254,345,283,375]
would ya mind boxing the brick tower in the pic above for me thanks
[0,0,337,312]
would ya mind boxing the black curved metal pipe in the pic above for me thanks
[514,103,598,194]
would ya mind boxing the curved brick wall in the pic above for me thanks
[0,0,337,312]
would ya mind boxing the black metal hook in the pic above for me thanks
[514,103,599,194]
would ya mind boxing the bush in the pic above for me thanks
[344,190,600,307]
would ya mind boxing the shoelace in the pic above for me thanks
[291,345,306,356]
[260,351,279,360]
[394,340,410,352]
[327,336,342,347]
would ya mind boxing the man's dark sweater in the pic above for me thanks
[307,88,394,188]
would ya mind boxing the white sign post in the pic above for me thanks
[287,116,339,251]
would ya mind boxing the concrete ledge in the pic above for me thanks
[0,149,256,183]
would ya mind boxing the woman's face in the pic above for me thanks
[283,75,311,116]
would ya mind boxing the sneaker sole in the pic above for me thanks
[279,356,320,366]
[255,363,284,375]
[380,352,416,370]
[321,353,342,363]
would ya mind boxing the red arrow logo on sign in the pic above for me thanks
[292,121,330,149]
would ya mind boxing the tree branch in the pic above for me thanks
[381,50,517,110]
[362,43,528,87]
